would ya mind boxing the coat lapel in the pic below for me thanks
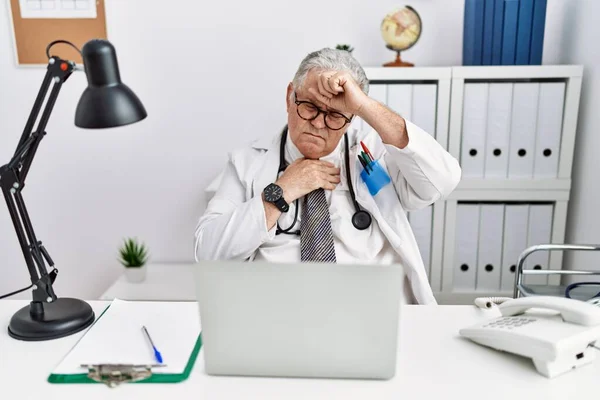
[251,131,283,198]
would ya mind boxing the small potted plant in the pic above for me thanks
[118,237,149,283]
[335,44,354,53]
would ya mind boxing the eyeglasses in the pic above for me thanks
[294,93,352,131]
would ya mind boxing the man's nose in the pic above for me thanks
[310,112,327,129]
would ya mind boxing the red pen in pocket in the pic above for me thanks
[360,141,374,162]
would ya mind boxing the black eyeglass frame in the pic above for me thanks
[293,92,352,131]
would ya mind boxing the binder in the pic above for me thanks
[463,0,475,65]
[515,0,535,65]
[387,84,413,121]
[453,204,480,291]
[482,0,495,65]
[408,205,433,277]
[411,84,437,138]
[508,83,539,179]
[484,83,512,178]
[524,204,553,286]
[491,0,505,65]
[463,0,485,65]
[461,83,489,178]
[534,82,565,178]
[501,0,519,65]
[500,204,529,292]
[48,299,202,386]
[476,204,504,292]
[529,0,547,65]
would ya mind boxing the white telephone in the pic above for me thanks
[460,296,600,378]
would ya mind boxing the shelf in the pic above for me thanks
[452,65,583,80]
[447,189,570,202]
[455,179,571,191]
[445,178,572,201]
[364,67,451,81]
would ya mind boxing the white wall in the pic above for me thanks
[0,0,585,300]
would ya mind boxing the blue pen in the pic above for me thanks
[142,326,163,364]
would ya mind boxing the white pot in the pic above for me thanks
[124,266,146,283]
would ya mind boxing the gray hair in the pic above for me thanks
[291,48,369,98]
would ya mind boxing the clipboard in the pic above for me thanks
[47,299,202,387]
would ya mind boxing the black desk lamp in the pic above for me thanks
[0,39,147,341]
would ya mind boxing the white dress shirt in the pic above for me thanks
[253,134,413,304]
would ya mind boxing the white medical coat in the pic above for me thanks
[195,120,462,304]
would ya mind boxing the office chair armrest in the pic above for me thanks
[514,244,600,298]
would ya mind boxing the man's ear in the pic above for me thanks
[286,83,293,112]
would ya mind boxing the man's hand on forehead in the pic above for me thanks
[301,69,368,117]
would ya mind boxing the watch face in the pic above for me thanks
[264,184,283,202]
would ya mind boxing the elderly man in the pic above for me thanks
[195,48,461,304]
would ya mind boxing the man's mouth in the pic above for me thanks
[304,132,324,140]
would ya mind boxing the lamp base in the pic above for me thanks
[8,298,95,341]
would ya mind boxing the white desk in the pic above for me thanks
[1,300,597,400]
[100,264,196,301]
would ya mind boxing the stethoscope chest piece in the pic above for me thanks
[352,210,372,230]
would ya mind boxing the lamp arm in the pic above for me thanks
[0,56,74,304]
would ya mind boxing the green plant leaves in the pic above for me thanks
[118,237,149,268]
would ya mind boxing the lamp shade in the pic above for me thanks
[75,40,147,129]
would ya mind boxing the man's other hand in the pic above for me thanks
[276,159,341,202]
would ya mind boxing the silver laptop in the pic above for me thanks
[194,261,403,380]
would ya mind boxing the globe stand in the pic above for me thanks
[383,49,414,67]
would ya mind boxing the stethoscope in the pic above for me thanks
[275,126,372,235]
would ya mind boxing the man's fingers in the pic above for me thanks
[330,73,347,93]
[311,159,335,168]
[310,161,339,176]
[322,166,340,176]
[323,73,338,94]
[303,159,336,169]
[327,174,341,183]
[316,77,333,99]
[308,87,332,106]
[323,181,337,191]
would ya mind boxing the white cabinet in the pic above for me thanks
[365,65,583,304]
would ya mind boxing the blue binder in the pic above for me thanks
[491,0,505,65]
[515,0,534,64]
[463,0,485,65]
[529,0,547,64]
[482,0,495,65]
[501,0,520,65]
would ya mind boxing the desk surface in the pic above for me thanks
[100,264,196,301]
[1,300,597,400]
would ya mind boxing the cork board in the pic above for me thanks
[8,0,107,65]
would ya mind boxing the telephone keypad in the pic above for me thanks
[483,317,537,329]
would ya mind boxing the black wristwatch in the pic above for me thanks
[263,183,289,212]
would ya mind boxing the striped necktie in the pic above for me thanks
[300,188,337,262]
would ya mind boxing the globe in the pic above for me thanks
[380,6,422,67]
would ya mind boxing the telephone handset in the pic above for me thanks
[498,296,600,326]
[460,296,600,378]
